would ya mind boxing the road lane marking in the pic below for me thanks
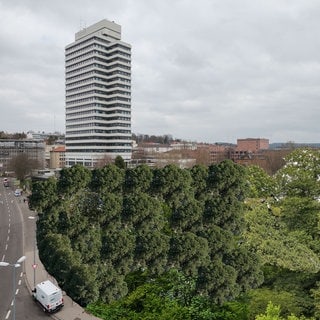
[18,280,21,285]
[7,236,9,241]
[5,244,8,250]
[1,254,4,261]
[5,310,10,319]
[15,289,19,295]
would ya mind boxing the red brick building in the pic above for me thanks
[236,138,269,153]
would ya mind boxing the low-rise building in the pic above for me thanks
[49,146,66,169]
[0,139,45,174]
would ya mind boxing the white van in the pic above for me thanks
[32,280,64,313]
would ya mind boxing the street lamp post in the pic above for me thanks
[0,255,26,320]
[28,214,38,288]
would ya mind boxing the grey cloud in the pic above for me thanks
[1,0,320,142]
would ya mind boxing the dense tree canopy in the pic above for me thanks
[29,148,320,319]
[31,160,263,308]
[243,148,320,319]
[275,148,320,198]
[246,165,276,198]
[57,164,92,195]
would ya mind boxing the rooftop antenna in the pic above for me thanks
[79,18,86,30]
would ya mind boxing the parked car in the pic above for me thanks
[14,189,22,196]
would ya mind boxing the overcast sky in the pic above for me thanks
[1,0,320,144]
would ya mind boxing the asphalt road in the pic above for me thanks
[0,181,47,320]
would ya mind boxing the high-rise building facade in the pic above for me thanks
[65,19,132,167]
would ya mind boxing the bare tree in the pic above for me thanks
[263,149,290,175]
[8,153,40,181]
[94,154,114,168]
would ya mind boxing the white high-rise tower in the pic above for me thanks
[65,19,132,167]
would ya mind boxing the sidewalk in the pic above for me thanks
[20,199,102,320]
